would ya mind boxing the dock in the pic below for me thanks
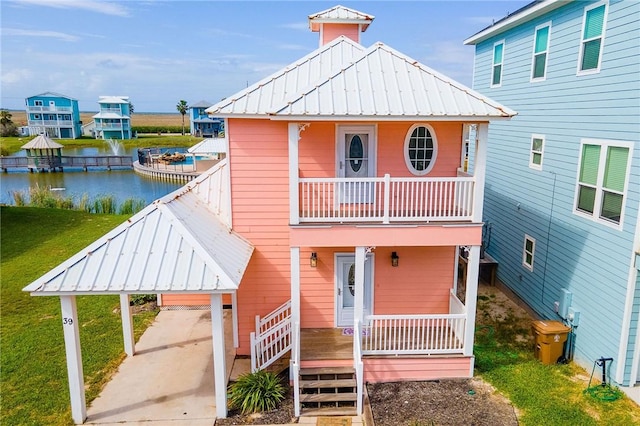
[0,155,133,172]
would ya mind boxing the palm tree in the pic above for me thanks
[176,100,189,136]
[0,109,13,126]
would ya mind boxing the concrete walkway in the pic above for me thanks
[85,309,232,425]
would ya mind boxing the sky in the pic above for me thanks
[1,0,530,113]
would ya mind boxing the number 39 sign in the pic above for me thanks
[63,318,74,325]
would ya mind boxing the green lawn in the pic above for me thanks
[0,207,158,425]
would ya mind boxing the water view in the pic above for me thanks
[0,146,184,206]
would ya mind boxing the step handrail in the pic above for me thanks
[250,300,292,372]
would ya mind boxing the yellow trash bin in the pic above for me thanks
[531,320,570,365]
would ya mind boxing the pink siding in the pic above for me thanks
[364,357,473,383]
[161,293,231,306]
[321,23,360,45]
[375,247,455,314]
[229,119,292,355]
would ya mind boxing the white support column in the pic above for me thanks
[119,294,135,356]
[354,247,366,326]
[288,123,300,225]
[231,291,239,348]
[60,295,86,424]
[463,246,481,357]
[290,247,301,327]
[472,123,488,222]
[210,293,227,419]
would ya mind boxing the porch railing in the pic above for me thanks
[250,300,292,372]
[298,174,474,223]
[362,313,466,355]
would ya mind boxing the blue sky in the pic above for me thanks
[1,0,529,113]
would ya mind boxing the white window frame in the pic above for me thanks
[403,123,438,175]
[523,235,535,271]
[530,22,551,82]
[34,100,43,106]
[491,40,505,88]
[573,138,632,229]
[529,134,545,170]
[577,1,608,76]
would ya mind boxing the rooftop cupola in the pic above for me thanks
[308,5,374,47]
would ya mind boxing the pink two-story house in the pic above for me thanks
[24,5,515,423]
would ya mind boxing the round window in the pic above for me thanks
[404,124,437,175]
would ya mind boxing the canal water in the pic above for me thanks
[0,146,184,206]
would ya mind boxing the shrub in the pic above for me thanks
[130,294,157,306]
[93,195,117,214]
[118,198,146,215]
[227,370,286,414]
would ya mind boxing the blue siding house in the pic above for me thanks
[25,92,82,139]
[92,96,132,140]
[465,0,640,397]
[189,100,223,137]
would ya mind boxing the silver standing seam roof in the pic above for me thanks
[23,160,253,296]
[206,37,516,120]
[21,134,64,150]
[308,5,374,32]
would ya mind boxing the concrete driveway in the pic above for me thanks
[85,309,236,425]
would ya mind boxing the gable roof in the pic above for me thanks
[27,92,76,100]
[98,96,130,104]
[272,42,516,120]
[23,160,253,296]
[206,36,365,116]
[308,5,374,32]
[190,100,213,108]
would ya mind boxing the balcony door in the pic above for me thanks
[337,126,376,203]
[336,253,373,327]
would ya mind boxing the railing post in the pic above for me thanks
[383,174,391,224]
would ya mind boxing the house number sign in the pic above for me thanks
[63,317,74,325]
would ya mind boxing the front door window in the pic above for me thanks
[336,254,373,327]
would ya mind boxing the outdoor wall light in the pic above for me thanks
[310,252,318,267]
[391,252,399,267]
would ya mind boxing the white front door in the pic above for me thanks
[338,126,376,203]
[336,254,373,327]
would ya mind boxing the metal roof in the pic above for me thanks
[98,96,130,104]
[23,160,252,296]
[273,42,516,119]
[92,112,129,119]
[308,5,374,32]
[188,138,227,154]
[28,91,77,100]
[21,134,64,149]
[206,36,365,116]
[190,100,213,108]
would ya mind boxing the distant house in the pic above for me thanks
[24,92,82,139]
[23,5,517,423]
[189,100,223,137]
[92,96,132,140]
[465,0,640,397]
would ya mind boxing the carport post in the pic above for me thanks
[119,294,135,356]
[210,293,227,418]
[60,295,87,424]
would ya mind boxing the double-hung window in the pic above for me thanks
[531,23,551,81]
[491,41,505,87]
[578,2,607,74]
[575,139,632,227]
[523,235,535,271]
[530,134,545,170]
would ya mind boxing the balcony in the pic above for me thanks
[95,123,128,130]
[297,174,475,224]
[28,119,73,127]
[27,106,72,113]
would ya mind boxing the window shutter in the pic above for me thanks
[585,5,605,39]
[579,144,601,185]
[603,146,629,192]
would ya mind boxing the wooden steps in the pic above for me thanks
[298,366,357,416]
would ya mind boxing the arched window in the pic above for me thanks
[404,124,437,175]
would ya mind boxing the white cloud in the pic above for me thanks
[1,68,34,85]
[12,0,130,17]
[277,44,307,51]
[2,28,78,42]
[280,22,308,31]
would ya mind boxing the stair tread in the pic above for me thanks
[299,367,355,375]
[300,378,356,388]
[300,407,358,417]
[300,392,357,403]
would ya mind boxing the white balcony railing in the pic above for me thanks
[362,312,466,355]
[298,174,474,223]
[27,106,72,112]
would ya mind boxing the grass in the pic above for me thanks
[0,206,159,425]
[474,291,640,425]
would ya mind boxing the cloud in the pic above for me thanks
[277,44,307,51]
[281,22,308,31]
[2,28,78,42]
[12,0,131,17]
[1,68,34,85]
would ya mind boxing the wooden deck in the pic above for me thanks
[300,328,353,360]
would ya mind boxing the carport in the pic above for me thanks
[22,162,254,424]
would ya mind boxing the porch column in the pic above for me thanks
[463,245,481,357]
[210,293,227,418]
[288,123,300,225]
[119,294,135,356]
[60,295,86,424]
[231,291,239,348]
[354,246,366,326]
[472,123,488,222]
